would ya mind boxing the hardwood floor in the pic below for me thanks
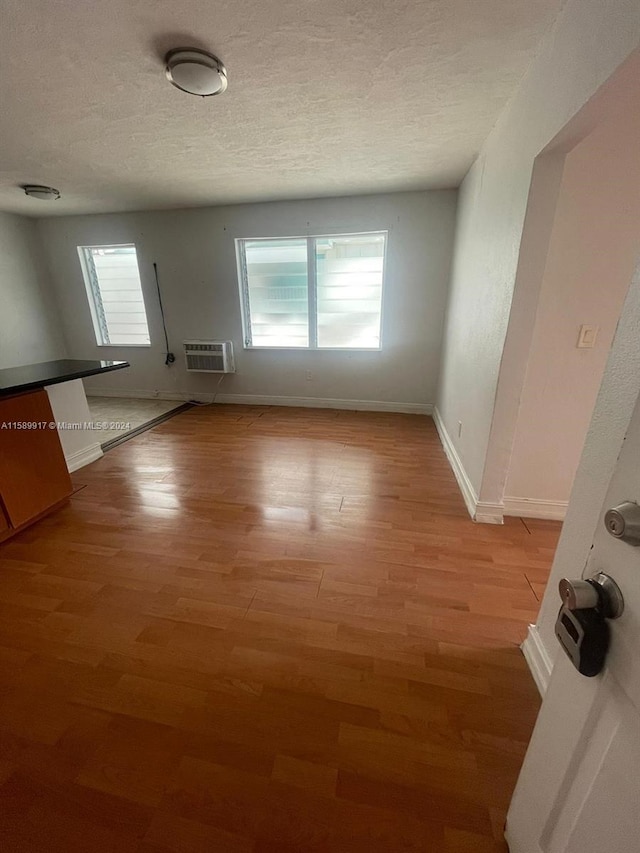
[0,406,561,852]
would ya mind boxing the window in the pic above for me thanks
[237,232,386,349]
[78,244,151,346]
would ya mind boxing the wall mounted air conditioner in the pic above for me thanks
[183,340,235,373]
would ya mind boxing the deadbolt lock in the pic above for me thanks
[604,501,640,545]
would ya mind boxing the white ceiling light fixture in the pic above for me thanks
[165,48,228,97]
[21,184,61,201]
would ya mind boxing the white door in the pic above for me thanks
[506,388,640,851]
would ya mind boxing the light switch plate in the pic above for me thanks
[577,325,598,348]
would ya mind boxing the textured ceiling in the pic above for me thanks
[0,0,564,216]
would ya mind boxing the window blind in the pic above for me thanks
[238,232,385,349]
[242,239,309,348]
[315,234,384,349]
[80,245,151,346]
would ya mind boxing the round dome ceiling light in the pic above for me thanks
[21,185,61,201]
[165,48,228,97]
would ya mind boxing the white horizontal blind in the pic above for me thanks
[238,232,385,349]
[315,233,384,348]
[80,245,151,346]
[243,239,309,347]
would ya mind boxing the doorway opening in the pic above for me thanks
[502,102,640,523]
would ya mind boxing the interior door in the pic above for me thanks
[505,390,640,852]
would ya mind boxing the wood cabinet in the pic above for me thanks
[0,389,72,542]
[0,504,10,538]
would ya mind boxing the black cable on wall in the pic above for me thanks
[153,262,175,365]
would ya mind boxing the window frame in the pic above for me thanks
[78,243,152,348]
[235,231,387,352]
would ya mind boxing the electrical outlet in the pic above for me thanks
[577,325,598,348]
[458,421,463,438]
[306,371,313,381]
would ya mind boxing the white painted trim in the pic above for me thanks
[432,408,478,518]
[521,623,554,696]
[433,408,504,524]
[504,497,568,521]
[475,501,506,525]
[83,388,190,401]
[65,442,103,473]
[83,387,433,415]
[215,395,432,414]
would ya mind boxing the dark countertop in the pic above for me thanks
[0,359,130,398]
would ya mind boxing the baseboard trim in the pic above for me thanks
[504,497,568,521]
[432,408,503,523]
[521,624,554,696]
[216,395,432,414]
[475,501,506,525]
[65,442,103,473]
[84,388,433,415]
[432,408,478,518]
[83,388,190,402]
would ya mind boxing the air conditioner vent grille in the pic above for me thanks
[183,340,235,373]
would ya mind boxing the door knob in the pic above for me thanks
[604,501,640,545]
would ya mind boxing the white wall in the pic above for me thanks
[46,379,103,472]
[0,211,66,368]
[504,106,640,509]
[526,254,640,687]
[36,191,457,408]
[436,0,640,506]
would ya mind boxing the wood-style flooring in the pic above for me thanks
[0,406,561,852]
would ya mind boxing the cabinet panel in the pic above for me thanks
[0,502,10,538]
[0,390,72,529]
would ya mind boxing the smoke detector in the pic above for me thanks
[164,48,228,97]
[21,185,60,201]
